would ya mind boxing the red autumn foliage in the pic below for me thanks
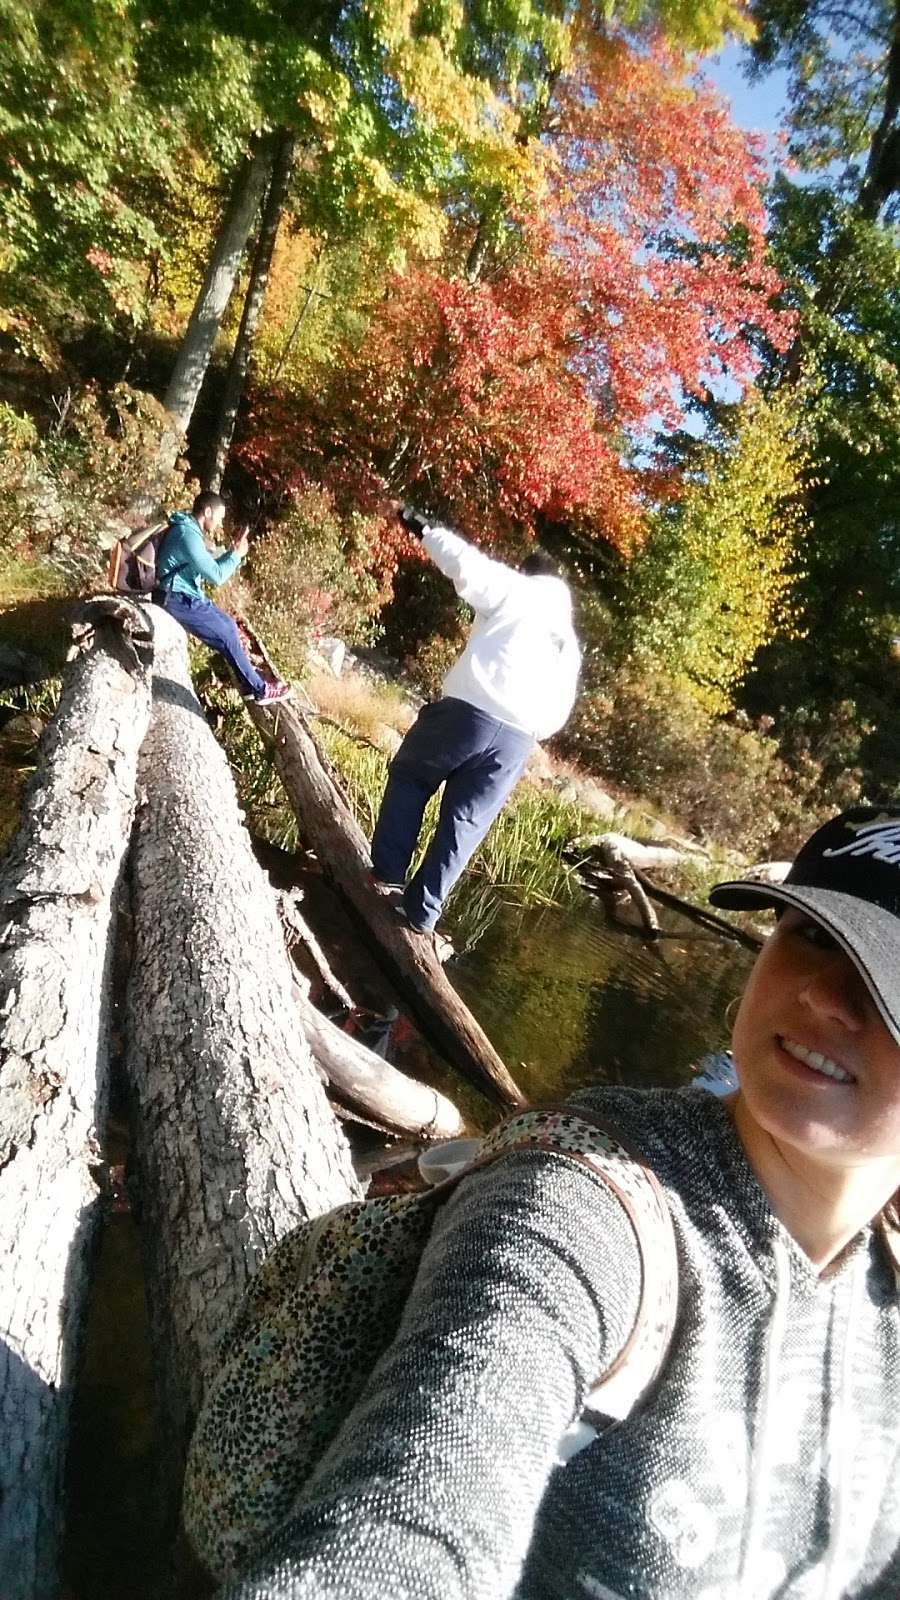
[238,33,793,564]
[546,32,791,428]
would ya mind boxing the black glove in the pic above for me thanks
[397,504,430,540]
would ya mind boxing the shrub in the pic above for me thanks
[245,485,384,681]
[558,667,864,857]
[378,557,470,695]
[0,384,191,580]
[400,630,466,700]
[773,700,869,816]
[594,383,814,714]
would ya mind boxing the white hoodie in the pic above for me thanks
[422,524,581,740]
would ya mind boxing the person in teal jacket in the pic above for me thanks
[156,492,290,702]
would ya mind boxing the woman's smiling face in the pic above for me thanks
[731,908,900,1168]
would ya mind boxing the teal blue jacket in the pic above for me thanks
[157,511,241,599]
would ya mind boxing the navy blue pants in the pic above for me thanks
[371,697,533,931]
[160,591,266,698]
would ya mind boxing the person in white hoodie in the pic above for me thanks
[370,506,581,933]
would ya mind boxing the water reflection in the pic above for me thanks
[449,892,755,1108]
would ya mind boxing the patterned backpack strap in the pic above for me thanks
[475,1105,679,1425]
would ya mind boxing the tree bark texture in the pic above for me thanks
[124,606,360,1519]
[208,129,296,492]
[161,139,273,441]
[245,699,526,1109]
[0,597,153,1600]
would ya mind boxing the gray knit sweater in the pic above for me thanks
[223,1087,900,1599]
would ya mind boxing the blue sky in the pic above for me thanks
[704,43,790,139]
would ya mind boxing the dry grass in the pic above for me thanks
[305,669,416,745]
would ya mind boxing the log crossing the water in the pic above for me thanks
[243,685,527,1110]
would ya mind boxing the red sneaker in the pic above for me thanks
[256,680,292,703]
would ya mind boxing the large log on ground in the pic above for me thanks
[0,597,153,1600]
[245,698,526,1109]
[124,606,361,1524]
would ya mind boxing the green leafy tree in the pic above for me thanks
[766,179,900,668]
[749,0,900,220]
[0,0,184,348]
[0,0,570,365]
[616,382,812,712]
[730,0,900,791]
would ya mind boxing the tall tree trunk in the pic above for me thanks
[163,138,273,438]
[208,130,296,492]
[123,606,360,1533]
[120,136,275,523]
[0,597,153,1600]
[245,698,526,1109]
[130,141,273,521]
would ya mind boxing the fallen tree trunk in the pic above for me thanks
[276,886,356,1011]
[595,837,660,938]
[567,835,764,951]
[245,698,526,1109]
[0,597,153,1600]
[296,988,464,1141]
[631,867,765,951]
[573,831,688,872]
[124,606,361,1536]
[277,889,464,1138]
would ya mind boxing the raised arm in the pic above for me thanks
[223,1149,642,1600]
[422,524,525,616]
[179,518,241,588]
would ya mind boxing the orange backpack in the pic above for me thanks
[106,521,170,595]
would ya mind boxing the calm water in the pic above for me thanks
[63,884,756,1596]
[447,889,755,1120]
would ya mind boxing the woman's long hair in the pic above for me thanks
[880,1194,900,1274]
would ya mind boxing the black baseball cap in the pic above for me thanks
[709,807,900,1045]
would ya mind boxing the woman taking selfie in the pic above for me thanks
[221,807,900,1600]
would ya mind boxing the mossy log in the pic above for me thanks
[0,597,153,1600]
[124,605,361,1533]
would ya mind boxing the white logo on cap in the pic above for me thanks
[822,816,900,866]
